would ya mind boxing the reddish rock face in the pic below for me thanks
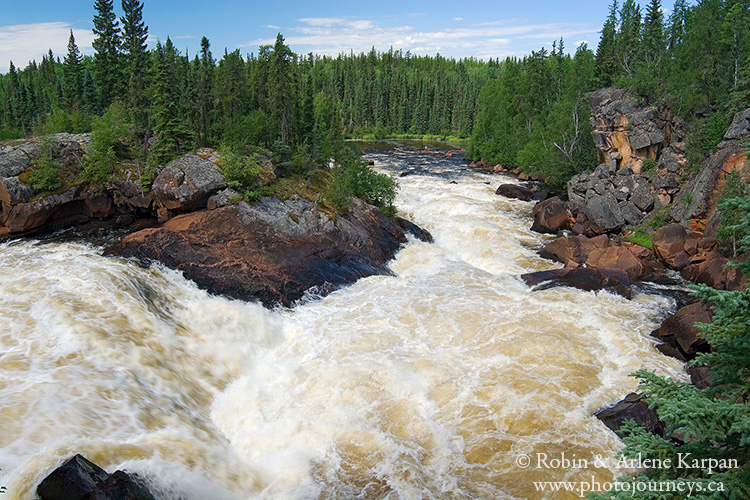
[681,251,747,291]
[530,197,571,234]
[106,197,409,307]
[651,301,713,358]
[652,223,690,270]
[596,392,665,438]
[586,245,647,281]
[521,267,631,298]
[495,183,533,201]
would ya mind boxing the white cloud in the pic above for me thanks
[241,17,598,60]
[0,22,95,71]
[453,17,464,22]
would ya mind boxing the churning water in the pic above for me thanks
[0,144,686,499]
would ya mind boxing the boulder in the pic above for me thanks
[495,183,533,201]
[681,250,746,291]
[595,393,665,438]
[583,193,625,234]
[539,234,611,267]
[585,245,647,281]
[0,176,34,205]
[530,197,571,234]
[2,187,81,234]
[37,454,155,500]
[652,223,690,270]
[0,147,32,177]
[688,366,715,390]
[651,301,713,359]
[106,197,411,307]
[152,154,227,213]
[521,267,631,298]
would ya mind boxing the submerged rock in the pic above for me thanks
[521,267,631,298]
[495,183,533,201]
[37,454,155,500]
[106,197,412,307]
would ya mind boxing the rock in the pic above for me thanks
[652,223,690,270]
[531,188,551,201]
[585,245,646,281]
[37,454,109,500]
[530,197,571,234]
[521,267,631,298]
[723,108,750,140]
[688,366,715,390]
[106,197,411,307]
[595,393,665,438]
[2,187,81,234]
[84,192,114,219]
[651,171,679,190]
[583,193,625,234]
[495,183,533,201]
[37,454,155,500]
[619,200,643,225]
[651,301,713,358]
[0,176,34,205]
[630,181,654,211]
[395,216,433,243]
[0,147,32,177]
[152,154,227,213]
[207,188,240,210]
[681,250,746,291]
[539,234,611,267]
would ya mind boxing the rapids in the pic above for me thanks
[0,143,686,499]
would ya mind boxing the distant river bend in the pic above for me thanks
[0,142,685,499]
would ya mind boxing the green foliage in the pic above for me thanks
[83,101,129,185]
[625,227,653,249]
[330,145,398,217]
[641,157,656,175]
[27,137,61,192]
[718,193,750,257]
[686,112,731,172]
[646,206,669,229]
[219,147,264,201]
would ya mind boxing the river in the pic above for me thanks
[0,143,686,499]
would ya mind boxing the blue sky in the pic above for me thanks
[0,1,678,71]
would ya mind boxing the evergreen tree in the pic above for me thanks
[92,0,122,106]
[268,33,295,145]
[120,0,149,138]
[637,0,666,100]
[63,30,84,113]
[196,36,214,146]
[616,0,642,78]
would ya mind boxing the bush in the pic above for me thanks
[330,146,397,217]
[27,137,61,192]
[219,147,264,201]
[83,102,129,185]
[716,172,749,255]
[685,111,730,172]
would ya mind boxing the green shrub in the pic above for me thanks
[330,146,397,217]
[219,147,264,201]
[645,207,669,229]
[716,172,749,255]
[685,111,730,172]
[27,137,61,192]
[83,102,129,185]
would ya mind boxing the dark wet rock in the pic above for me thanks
[651,301,713,359]
[495,183,533,201]
[531,188,551,201]
[37,454,155,500]
[152,154,227,214]
[530,197,571,234]
[596,393,665,438]
[395,216,433,243]
[521,267,631,298]
[106,197,411,307]
[2,186,82,234]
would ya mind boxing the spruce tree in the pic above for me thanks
[92,0,122,107]
[121,0,149,138]
[197,36,214,146]
[63,30,84,113]
[269,33,295,145]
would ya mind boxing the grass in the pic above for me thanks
[625,227,654,250]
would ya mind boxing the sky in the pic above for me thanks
[0,1,679,72]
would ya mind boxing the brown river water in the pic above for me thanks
[0,143,686,499]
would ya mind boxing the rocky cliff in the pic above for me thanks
[566,88,749,235]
